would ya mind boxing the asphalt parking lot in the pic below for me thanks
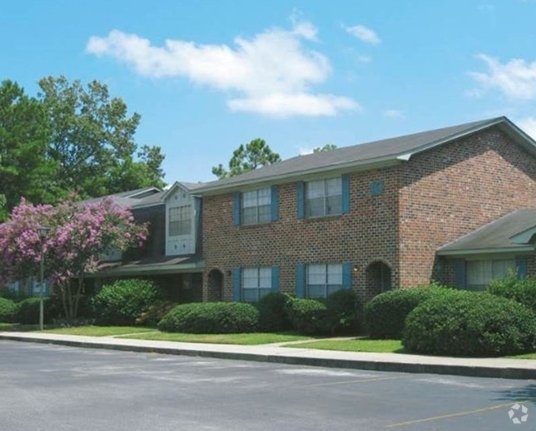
[0,341,535,431]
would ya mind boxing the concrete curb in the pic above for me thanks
[2,334,536,380]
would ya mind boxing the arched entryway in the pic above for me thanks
[207,268,224,301]
[366,261,392,296]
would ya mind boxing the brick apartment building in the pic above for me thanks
[7,116,536,304]
[197,116,536,302]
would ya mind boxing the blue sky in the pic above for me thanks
[2,0,536,184]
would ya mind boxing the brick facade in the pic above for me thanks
[201,126,536,302]
[399,127,536,286]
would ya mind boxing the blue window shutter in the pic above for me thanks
[296,264,305,297]
[516,257,528,279]
[342,262,352,289]
[271,266,280,293]
[342,174,350,214]
[233,192,241,226]
[233,267,242,301]
[297,182,305,219]
[453,259,466,289]
[271,185,279,222]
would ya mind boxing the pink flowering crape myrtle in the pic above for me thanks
[0,196,148,320]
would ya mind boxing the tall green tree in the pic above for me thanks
[212,138,281,179]
[313,144,337,153]
[38,76,165,198]
[0,80,54,220]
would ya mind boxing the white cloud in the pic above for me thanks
[298,146,315,155]
[383,109,404,118]
[517,117,536,139]
[343,24,381,45]
[469,54,536,100]
[86,22,359,118]
[357,55,372,63]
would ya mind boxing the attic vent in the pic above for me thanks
[370,180,384,197]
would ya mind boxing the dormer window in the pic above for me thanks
[169,205,191,236]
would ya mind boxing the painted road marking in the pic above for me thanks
[302,375,403,388]
[385,401,523,428]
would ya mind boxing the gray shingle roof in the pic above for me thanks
[197,117,510,193]
[437,208,536,254]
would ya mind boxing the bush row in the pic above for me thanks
[363,283,536,357]
[0,279,170,326]
[159,289,361,335]
[364,283,452,339]
[402,290,536,357]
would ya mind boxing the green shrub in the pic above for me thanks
[136,300,177,327]
[16,297,54,325]
[324,289,360,335]
[284,298,329,335]
[364,284,451,339]
[0,297,17,323]
[402,291,536,357]
[158,302,259,333]
[488,275,536,313]
[92,279,162,325]
[255,292,292,332]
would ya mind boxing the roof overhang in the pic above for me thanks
[437,246,534,257]
[87,257,205,278]
[198,158,403,195]
[510,226,536,245]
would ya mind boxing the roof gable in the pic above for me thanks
[197,116,536,194]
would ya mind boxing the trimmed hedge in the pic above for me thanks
[255,292,292,332]
[324,289,360,335]
[136,300,177,327]
[364,284,450,339]
[16,297,53,325]
[488,275,536,313]
[0,297,17,323]
[402,291,536,357]
[284,298,328,335]
[158,302,259,334]
[284,289,361,335]
[92,279,162,325]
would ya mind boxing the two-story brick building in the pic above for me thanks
[196,116,536,303]
[12,116,536,304]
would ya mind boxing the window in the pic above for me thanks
[466,259,516,290]
[241,188,271,225]
[169,205,191,236]
[306,264,343,298]
[242,267,272,302]
[306,178,342,217]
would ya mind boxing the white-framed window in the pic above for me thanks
[306,178,342,217]
[306,264,343,298]
[241,188,271,225]
[466,259,516,290]
[242,267,272,302]
[169,205,191,236]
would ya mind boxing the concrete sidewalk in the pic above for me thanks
[2,331,536,380]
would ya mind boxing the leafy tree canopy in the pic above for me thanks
[313,144,337,153]
[0,76,166,220]
[0,80,54,219]
[212,138,281,179]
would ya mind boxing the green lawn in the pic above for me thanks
[0,323,156,337]
[120,331,312,345]
[508,352,536,359]
[43,326,157,337]
[285,338,405,353]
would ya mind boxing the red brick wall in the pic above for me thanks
[202,167,400,302]
[398,127,536,287]
[202,126,536,300]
